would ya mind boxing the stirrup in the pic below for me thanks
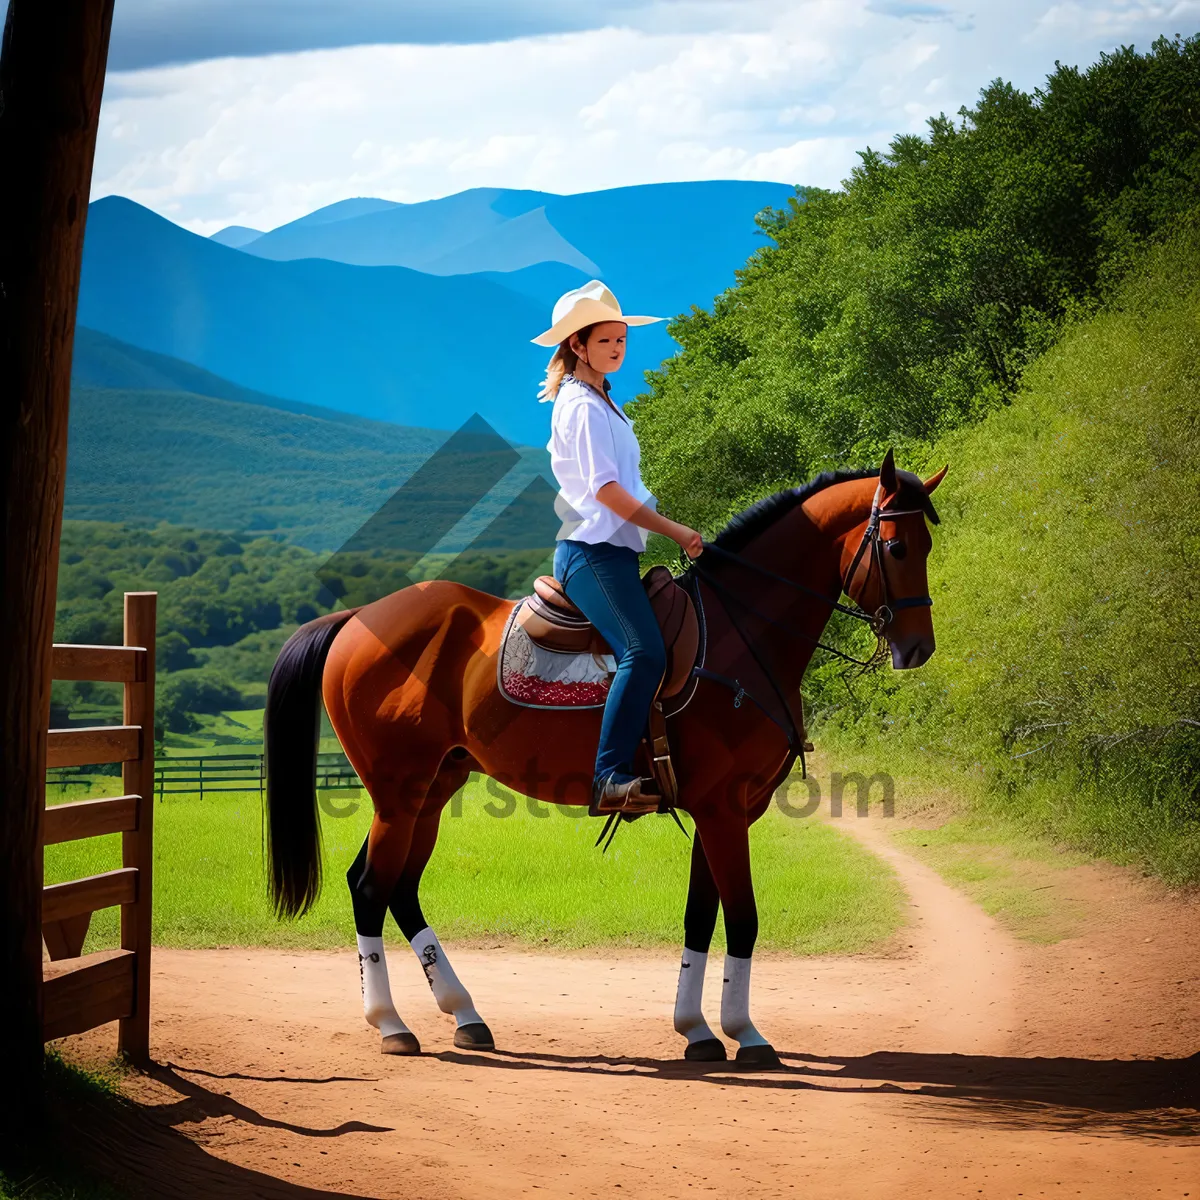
[588,772,662,818]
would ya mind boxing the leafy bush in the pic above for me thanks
[819,214,1200,879]
[155,630,196,672]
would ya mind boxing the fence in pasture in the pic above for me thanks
[152,751,361,798]
[48,750,363,798]
[42,592,156,1063]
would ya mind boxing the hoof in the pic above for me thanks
[684,1037,727,1063]
[453,1022,495,1051]
[381,1031,421,1056]
[735,1042,780,1067]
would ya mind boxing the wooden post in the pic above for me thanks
[0,0,115,1118]
[118,593,156,1063]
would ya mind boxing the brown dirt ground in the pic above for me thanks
[55,815,1199,1200]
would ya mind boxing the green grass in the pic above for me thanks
[44,775,903,955]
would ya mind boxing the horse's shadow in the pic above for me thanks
[433,1046,1200,1138]
[57,1064,390,1200]
[144,1062,393,1138]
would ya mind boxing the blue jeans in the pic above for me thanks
[553,538,667,788]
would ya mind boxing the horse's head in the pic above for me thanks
[840,449,946,670]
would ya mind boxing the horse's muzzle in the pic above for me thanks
[890,634,934,670]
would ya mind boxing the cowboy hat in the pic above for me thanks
[530,280,664,347]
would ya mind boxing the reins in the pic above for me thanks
[683,483,932,659]
[688,543,881,665]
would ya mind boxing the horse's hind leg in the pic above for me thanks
[387,758,494,1051]
[346,765,439,1055]
[346,807,422,1054]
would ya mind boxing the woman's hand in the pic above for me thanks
[671,522,704,559]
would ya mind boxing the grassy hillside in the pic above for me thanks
[614,38,1200,884]
[67,383,438,549]
[818,214,1200,881]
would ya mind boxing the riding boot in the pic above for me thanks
[589,771,662,817]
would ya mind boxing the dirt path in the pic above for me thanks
[61,820,1198,1199]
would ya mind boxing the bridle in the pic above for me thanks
[676,482,934,765]
[684,481,932,656]
[837,481,934,631]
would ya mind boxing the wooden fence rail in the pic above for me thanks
[42,592,156,1063]
[48,750,363,798]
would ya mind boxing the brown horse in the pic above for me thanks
[264,450,946,1061]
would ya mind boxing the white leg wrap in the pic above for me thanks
[410,927,483,1028]
[356,935,412,1039]
[720,954,769,1048]
[673,948,719,1045]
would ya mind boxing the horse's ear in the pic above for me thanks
[923,464,948,494]
[879,448,897,494]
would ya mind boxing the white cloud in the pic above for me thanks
[1031,1,1200,42]
[89,0,1199,234]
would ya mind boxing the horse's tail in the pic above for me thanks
[264,608,359,919]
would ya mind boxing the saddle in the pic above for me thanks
[513,565,700,806]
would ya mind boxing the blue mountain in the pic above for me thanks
[78,197,555,444]
[77,180,797,445]
[243,187,563,270]
[72,324,385,426]
[284,196,402,228]
[210,225,263,248]
[238,182,794,293]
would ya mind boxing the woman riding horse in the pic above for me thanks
[264,312,946,1059]
[533,280,705,815]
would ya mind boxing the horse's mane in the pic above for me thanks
[711,467,939,553]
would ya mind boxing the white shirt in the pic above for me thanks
[547,374,657,552]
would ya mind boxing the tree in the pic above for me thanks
[0,0,115,1128]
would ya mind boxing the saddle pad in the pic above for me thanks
[498,604,616,709]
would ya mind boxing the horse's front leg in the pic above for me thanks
[693,812,778,1065]
[673,836,726,1061]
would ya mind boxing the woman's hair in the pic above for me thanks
[537,323,613,402]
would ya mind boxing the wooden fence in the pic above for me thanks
[42,592,156,1063]
[153,751,360,798]
[48,751,362,798]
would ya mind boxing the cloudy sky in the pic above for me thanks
[92,0,1200,235]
